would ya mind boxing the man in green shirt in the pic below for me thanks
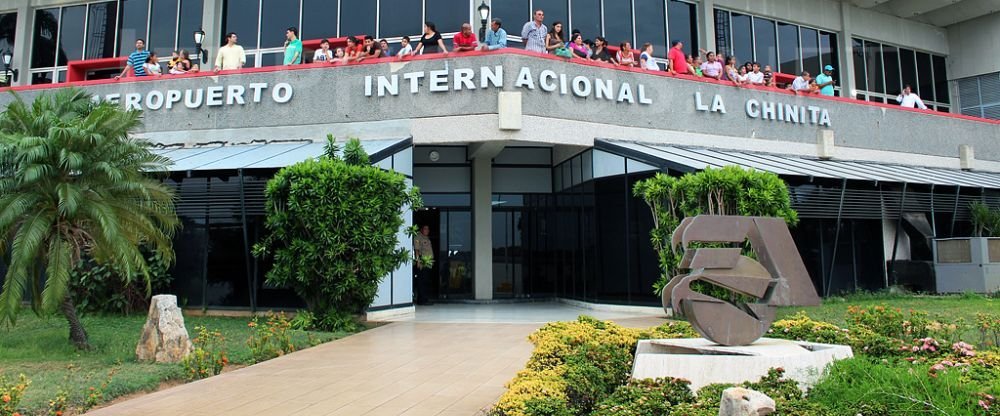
[283,27,302,65]
[816,65,836,96]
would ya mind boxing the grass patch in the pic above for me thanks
[0,312,354,414]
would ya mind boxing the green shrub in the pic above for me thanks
[591,378,694,416]
[181,326,228,380]
[253,136,422,323]
[70,251,173,315]
[769,312,851,345]
[247,313,296,363]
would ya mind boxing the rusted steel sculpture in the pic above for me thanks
[663,216,821,346]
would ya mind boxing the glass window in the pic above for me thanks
[916,51,933,101]
[341,1,377,38]
[57,6,86,66]
[570,0,601,40]
[32,9,59,68]
[634,0,666,56]
[223,0,260,49]
[379,0,421,38]
[752,17,776,69]
[31,71,54,84]
[534,0,568,31]
[864,40,883,94]
[730,13,752,64]
[426,0,468,34]
[933,55,949,104]
[800,27,818,76]
[301,0,338,40]
[882,45,901,96]
[178,0,204,52]
[819,31,838,89]
[603,0,632,46]
[148,0,179,56]
[851,37,865,92]
[899,48,917,93]
[777,22,798,74]
[714,9,730,56]
[260,0,300,48]
[0,12,16,52]
[493,0,529,37]
[119,0,149,56]
[85,2,117,59]
[259,51,283,66]
[668,0,697,54]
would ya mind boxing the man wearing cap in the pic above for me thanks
[816,65,836,96]
[667,39,688,75]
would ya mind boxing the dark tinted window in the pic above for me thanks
[916,51,933,101]
[882,45,901,96]
[118,0,149,56]
[0,12,16,52]
[899,48,917,94]
[864,40,883,93]
[57,6,86,66]
[800,27,818,76]
[730,13,752,64]
[752,17,775,69]
[148,0,178,56]
[570,0,601,40]
[301,0,338,40]
[86,2,117,59]
[259,51,283,67]
[223,0,260,48]
[341,1,377,38]
[534,0,568,31]
[493,0,529,39]
[714,9,730,56]
[177,0,204,52]
[777,22,798,74]
[426,0,468,34]
[31,71,54,84]
[668,0,697,54]
[819,31,838,81]
[603,0,632,46]
[634,0,666,56]
[851,37,865,92]
[380,0,422,38]
[933,55,949,104]
[260,0,300,48]
[32,9,59,68]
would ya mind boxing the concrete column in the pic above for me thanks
[200,0,224,68]
[10,2,30,86]
[698,0,716,54]
[472,155,493,300]
[838,2,856,98]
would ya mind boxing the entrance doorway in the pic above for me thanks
[414,207,474,301]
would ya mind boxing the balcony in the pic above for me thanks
[2,49,998,167]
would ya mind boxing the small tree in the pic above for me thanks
[968,201,1000,237]
[633,166,797,294]
[253,136,421,329]
[0,88,178,349]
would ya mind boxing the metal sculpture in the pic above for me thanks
[663,216,821,346]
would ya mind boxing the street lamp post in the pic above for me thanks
[193,29,206,65]
[477,1,490,43]
[1,50,17,87]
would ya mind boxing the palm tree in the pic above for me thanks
[0,88,178,349]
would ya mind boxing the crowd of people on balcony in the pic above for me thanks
[108,7,933,109]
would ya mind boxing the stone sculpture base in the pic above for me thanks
[631,338,853,391]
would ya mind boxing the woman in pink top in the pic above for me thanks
[569,33,589,58]
[617,42,637,67]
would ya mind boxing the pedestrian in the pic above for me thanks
[700,51,723,80]
[413,225,435,305]
[143,52,162,76]
[453,23,479,52]
[816,65,836,96]
[788,71,814,94]
[413,22,449,55]
[283,27,302,65]
[667,39,688,75]
[521,9,547,53]
[115,39,150,79]
[380,39,393,57]
[896,84,929,109]
[396,36,413,59]
[480,18,508,51]
[640,43,658,71]
[747,62,765,85]
[313,38,333,63]
[215,32,246,71]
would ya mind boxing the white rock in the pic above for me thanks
[135,295,193,363]
[719,387,776,416]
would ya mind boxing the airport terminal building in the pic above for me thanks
[1,0,1000,315]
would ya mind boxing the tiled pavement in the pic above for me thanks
[87,303,667,416]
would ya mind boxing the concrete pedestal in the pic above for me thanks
[632,338,853,391]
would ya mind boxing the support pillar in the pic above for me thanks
[11,3,30,86]
[470,141,505,301]
[698,0,716,54]
[838,2,856,98]
[201,0,224,68]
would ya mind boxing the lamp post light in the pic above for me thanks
[1,50,17,86]
[477,1,490,43]
[193,28,206,65]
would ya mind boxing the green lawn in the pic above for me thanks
[0,312,354,415]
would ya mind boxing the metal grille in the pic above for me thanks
[166,176,270,219]
[789,186,1000,220]
[937,239,972,263]
[958,72,1000,120]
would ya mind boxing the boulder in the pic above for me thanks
[719,387,776,416]
[135,295,193,363]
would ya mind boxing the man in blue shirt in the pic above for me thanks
[115,39,150,79]
[816,65,836,96]
[480,18,508,51]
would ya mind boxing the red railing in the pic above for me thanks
[12,48,999,126]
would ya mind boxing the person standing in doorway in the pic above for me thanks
[413,225,435,305]
[283,27,303,65]
[215,32,246,72]
[521,9,547,54]
[115,39,150,79]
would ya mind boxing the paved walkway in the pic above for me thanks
[87,303,667,416]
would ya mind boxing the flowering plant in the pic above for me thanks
[248,312,296,363]
[182,326,228,380]
[0,374,29,416]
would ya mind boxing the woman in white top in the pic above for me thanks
[313,39,333,63]
[639,43,658,71]
[143,53,162,76]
